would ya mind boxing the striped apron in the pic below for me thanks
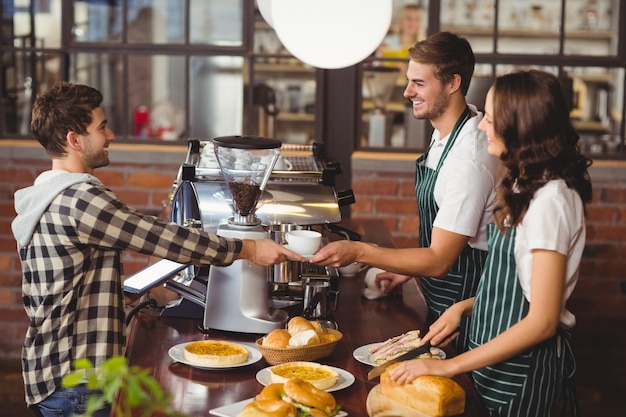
[415,106,487,353]
[469,224,579,417]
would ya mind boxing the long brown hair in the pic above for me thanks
[491,70,592,230]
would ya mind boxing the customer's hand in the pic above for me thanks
[241,239,306,266]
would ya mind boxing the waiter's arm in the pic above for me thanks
[313,227,470,278]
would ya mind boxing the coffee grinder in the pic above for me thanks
[203,135,288,333]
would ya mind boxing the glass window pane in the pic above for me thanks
[0,49,62,136]
[190,0,243,46]
[128,55,186,140]
[73,1,122,42]
[10,0,62,48]
[564,0,619,56]
[440,0,496,53]
[190,56,244,138]
[496,0,560,54]
[127,2,185,44]
[566,66,624,150]
[69,53,123,134]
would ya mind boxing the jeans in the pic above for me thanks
[29,386,111,417]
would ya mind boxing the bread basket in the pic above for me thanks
[255,329,343,365]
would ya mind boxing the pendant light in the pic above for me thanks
[268,0,392,69]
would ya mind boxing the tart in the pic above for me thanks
[268,361,338,390]
[183,340,248,367]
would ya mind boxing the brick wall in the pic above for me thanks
[1,143,625,358]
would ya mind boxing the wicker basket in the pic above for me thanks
[255,329,343,365]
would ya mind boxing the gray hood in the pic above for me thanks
[12,170,102,247]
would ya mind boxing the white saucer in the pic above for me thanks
[352,342,446,366]
[255,365,355,392]
[168,341,262,370]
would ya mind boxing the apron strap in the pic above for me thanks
[557,329,580,417]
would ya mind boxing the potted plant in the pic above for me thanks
[63,356,187,417]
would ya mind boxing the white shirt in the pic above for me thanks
[425,106,500,251]
[514,179,586,328]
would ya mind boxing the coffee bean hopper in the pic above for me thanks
[161,136,356,333]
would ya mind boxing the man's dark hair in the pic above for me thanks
[30,81,103,158]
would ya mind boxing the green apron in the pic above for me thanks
[415,106,487,353]
[469,224,579,417]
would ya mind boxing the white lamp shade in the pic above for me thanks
[257,0,274,27]
[270,0,393,69]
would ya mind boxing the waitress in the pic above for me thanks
[312,32,499,353]
[390,70,588,417]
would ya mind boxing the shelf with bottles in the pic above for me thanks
[440,25,616,40]
[275,112,315,123]
[253,61,316,75]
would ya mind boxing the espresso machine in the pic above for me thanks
[161,137,355,333]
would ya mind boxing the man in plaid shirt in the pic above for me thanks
[11,82,304,417]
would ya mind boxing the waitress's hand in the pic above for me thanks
[421,299,474,348]
[374,271,410,293]
[390,357,457,384]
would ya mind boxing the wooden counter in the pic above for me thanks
[124,220,488,416]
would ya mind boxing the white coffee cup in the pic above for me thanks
[274,158,293,171]
[285,230,322,255]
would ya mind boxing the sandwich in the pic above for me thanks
[237,398,297,417]
[369,330,425,365]
[281,378,341,417]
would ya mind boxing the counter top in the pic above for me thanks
[124,219,489,416]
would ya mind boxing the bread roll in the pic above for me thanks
[379,363,465,417]
[282,377,337,416]
[256,383,285,401]
[262,329,291,348]
[236,399,297,417]
[288,329,320,347]
[287,316,316,335]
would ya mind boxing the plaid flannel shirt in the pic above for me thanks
[17,181,241,405]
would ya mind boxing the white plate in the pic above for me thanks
[283,244,315,260]
[352,342,446,366]
[168,341,262,370]
[210,397,348,417]
[255,365,355,392]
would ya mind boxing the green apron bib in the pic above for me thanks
[415,106,487,353]
[469,224,579,417]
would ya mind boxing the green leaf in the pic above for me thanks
[73,358,94,370]
[61,372,85,388]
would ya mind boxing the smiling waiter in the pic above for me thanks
[312,32,499,353]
